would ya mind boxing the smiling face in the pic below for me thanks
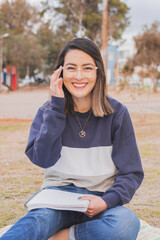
[63,49,97,108]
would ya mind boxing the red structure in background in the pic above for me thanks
[11,66,17,90]
[5,65,17,90]
[6,65,10,75]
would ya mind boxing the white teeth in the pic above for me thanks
[73,83,86,87]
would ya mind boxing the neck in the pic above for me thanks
[73,97,91,113]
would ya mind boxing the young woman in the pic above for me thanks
[1,38,144,240]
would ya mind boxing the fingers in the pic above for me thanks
[79,195,108,218]
[55,77,63,89]
[51,66,63,82]
[84,207,95,218]
[79,195,95,201]
[79,195,95,217]
[50,66,64,98]
[84,212,93,218]
[50,66,63,86]
[81,196,95,209]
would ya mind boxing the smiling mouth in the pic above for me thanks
[72,83,88,88]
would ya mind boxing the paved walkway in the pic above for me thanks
[0,87,49,119]
[0,86,160,119]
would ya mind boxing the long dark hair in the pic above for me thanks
[54,38,114,117]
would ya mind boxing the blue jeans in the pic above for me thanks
[0,185,140,240]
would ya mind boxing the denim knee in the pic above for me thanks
[0,208,63,240]
[75,206,140,240]
[26,208,64,238]
[101,206,140,240]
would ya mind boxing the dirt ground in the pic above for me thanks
[0,85,160,228]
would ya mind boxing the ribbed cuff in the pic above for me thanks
[50,96,66,113]
[69,225,76,240]
[101,191,121,209]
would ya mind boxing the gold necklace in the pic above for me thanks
[75,109,92,137]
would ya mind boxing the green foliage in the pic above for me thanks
[108,0,130,40]
[3,33,47,78]
[37,22,74,73]
[42,0,130,45]
[0,0,39,35]
[0,0,48,78]
[0,0,130,78]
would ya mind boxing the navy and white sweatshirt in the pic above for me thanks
[25,96,144,209]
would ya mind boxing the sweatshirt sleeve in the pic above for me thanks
[25,96,66,168]
[102,106,144,209]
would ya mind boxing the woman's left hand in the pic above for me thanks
[80,195,108,218]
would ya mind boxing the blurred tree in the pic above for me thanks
[4,33,47,78]
[0,0,48,78]
[0,0,39,35]
[120,59,134,88]
[36,21,73,74]
[133,22,160,92]
[0,0,130,79]
[108,0,130,41]
[41,0,130,45]
[121,59,134,78]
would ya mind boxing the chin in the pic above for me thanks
[70,89,91,98]
[66,85,93,98]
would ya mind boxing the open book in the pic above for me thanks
[25,189,89,212]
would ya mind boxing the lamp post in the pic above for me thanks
[0,33,9,92]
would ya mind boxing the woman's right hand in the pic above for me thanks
[50,66,64,98]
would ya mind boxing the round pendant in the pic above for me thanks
[79,130,86,138]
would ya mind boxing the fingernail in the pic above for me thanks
[55,66,62,72]
[78,197,82,199]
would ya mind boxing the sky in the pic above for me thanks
[123,0,160,37]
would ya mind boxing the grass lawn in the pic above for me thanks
[0,113,160,228]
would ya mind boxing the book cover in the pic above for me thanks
[25,189,89,212]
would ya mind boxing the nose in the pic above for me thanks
[75,68,83,80]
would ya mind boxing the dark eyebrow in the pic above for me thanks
[83,63,95,66]
[65,63,77,66]
[65,63,95,66]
